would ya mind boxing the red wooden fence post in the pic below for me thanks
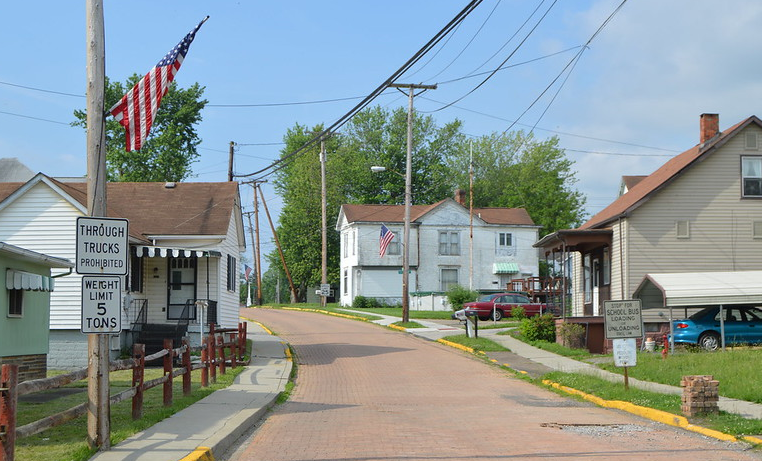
[238,322,245,361]
[229,333,237,368]
[132,343,145,420]
[1,364,18,461]
[208,333,217,384]
[163,339,173,407]
[182,338,191,396]
[200,346,208,388]
[218,335,226,375]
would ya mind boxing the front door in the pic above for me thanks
[592,258,600,316]
[167,257,197,320]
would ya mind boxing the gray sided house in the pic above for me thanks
[1,242,73,381]
[0,174,245,368]
[337,194,540,309]
[535,114,762,334]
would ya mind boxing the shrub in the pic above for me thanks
[558,321,585,348]
[446,285,478,311]
[520,313,556,342]
[352,296,382,309]
[511,306,526,320]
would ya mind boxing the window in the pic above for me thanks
[676,220,690,239]
[440,268,459,291]
[602,247,611,286]
[746,132,759,150]
[226,254,237,291]
[498,232,512,247]
[343,233,348,258]
[387,231,401,255]
[129,253,143,292]
[343,269,348,295]
[583,254,591,304]
[742,156,762,197]
[8,289,23,317]
[351,230,355,255]
[438,231,460,255]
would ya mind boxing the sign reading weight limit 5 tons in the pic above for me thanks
[603,299,643,340]
[75,216,129,275]
[81,276,122,334]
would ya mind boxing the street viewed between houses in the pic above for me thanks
[224,309,761,461]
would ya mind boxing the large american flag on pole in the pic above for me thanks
[109,17,208,152]
[379,224,395,257]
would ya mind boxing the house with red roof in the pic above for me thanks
[336,192,541,308]
[535,114,762,334]
[0,174,245,369]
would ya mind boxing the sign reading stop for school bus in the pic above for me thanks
[75,217,129,276]
[603,299,643,340]
[81,276,122,334]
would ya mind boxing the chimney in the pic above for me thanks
[454,188,466,205]
[700,113,719,144]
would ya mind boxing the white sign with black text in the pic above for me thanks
[81,276,122,334]
[613,338,637,367]
[603,299,643,339]
[75,216,129,275]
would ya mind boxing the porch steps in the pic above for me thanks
[137,323,188,358]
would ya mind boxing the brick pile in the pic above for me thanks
[681,375,719,416]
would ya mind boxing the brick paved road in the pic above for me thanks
[228,309,761,461]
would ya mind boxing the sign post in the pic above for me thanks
[603,299,643,390]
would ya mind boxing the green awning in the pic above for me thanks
[493,262,519,274]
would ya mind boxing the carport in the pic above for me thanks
[633,271,762,351]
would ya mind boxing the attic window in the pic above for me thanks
[746,133,759,150]
[676,220,690,239]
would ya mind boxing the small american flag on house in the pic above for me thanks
[109,17,208,151]
[379,224,395,257]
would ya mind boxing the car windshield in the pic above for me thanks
[477,295,495,302]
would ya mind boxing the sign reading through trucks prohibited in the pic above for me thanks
[81,276,122,334]
[75,217,129,275]
[603,299,643,339]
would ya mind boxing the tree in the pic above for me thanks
[73,75,207,182]
[449,131,586,236]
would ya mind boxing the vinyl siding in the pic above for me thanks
[625,125,762,297]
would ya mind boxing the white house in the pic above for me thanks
[336,194,540,309]
[0,174,245,368]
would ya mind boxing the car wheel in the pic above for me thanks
[491,309,503,321]
[698,332,720,351]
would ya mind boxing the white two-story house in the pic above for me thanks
[336,193,541,309]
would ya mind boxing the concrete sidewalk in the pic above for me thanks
[89,321,291,461]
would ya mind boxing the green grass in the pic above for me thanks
[543,371,762,437]
[14,344,249,461]
[349,307,455,320]
[392,321,426,329]
[596,349,762,403]
[444,334,508,352]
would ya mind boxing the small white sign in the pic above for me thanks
[81,276,122,334]
[603,299,643,339]
[613,338,637,367]
[319,284,331,297]
[76,217,129,275]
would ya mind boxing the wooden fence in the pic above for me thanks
[0,322,247,461]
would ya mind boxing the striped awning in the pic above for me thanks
[493,262,519,274]
[133,246,216,258]
[6,269,55,292]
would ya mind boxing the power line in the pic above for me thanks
[0,110,72,125]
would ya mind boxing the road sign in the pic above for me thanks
[81,276,122,334]
[319,284,331,297]
[613,338,637,367]
[75,217,129,275]
[603,299,643,339]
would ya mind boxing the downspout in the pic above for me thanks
[618,218,625,299]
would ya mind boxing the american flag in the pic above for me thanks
[244,264,252,281]
[109,17,208,151]
[379,224,395,257]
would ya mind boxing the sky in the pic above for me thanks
[4,0,762,271]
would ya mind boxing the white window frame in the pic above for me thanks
[440,267,459,292]
[741,156,762,198]
[8,289,23,318]
[386,230,401,255]
[498,232,513,247]
[439,231,460,255]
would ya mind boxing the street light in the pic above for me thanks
[371,164,411,323]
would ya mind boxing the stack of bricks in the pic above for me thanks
[681,375,719,416]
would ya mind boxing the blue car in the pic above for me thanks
[672,306,762,351]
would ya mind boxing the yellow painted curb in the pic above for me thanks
[541,380,740,443]
[179,446,215,461]
[239,318,273,335]
[387,323,407,331]
[437,338,475,353]
[282,341,292,360]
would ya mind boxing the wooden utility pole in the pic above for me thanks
[228,141,235,182]
[320,139,328,307]
[252,184,262,304]
[469,141,474,291]
[85,0,110,450]
[243,211,257,306]
[388,83,436,323]
[258,185,298,302]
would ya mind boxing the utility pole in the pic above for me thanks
[243,211,257,306]
[320,139,327,307]
[469,141,474,291]
[85,0,110,450]
[258,184,298,302]
[252,184,262,305]
[228,141,235,182]
[389,83,436,323]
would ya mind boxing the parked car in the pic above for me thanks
[672,305,762,351]
[457,292,552,321]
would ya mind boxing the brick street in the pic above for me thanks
[227,309,761,461]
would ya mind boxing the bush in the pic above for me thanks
[446,285,478,311]
[558,321,585,348]
[352,295,382,309]
[511,306,526,320]
[519,314,556,342]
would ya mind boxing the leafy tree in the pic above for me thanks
[449,131,586,236]
[73,75,207,182]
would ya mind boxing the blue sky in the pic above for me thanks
[4,0,762,269]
